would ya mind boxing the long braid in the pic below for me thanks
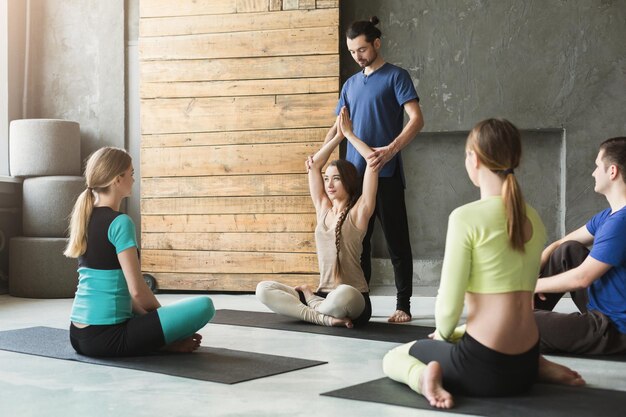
[326,159,360,285]
[332,200,354,285]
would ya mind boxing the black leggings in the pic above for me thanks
[70,310,165,357]
[409,333,539,397]
[361,167,413,313]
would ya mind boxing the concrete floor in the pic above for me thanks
[1,293,625,417]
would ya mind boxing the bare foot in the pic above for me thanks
[162,333,202,353]
[538,356,585,386]
[388,309,412,323]
[294,284,315,300]
[419,361,454,409]
[330,316,353,328]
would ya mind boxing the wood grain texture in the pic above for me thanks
[236,0,269,13]
[140,55,339,83]
[269,0,282,11]
[140,27,337,61]
[140,93,337,135]
[141,174,309,198]
[147,272,319,291]
[139,4,338,291]
[140,8,337,37]
[140,128,329,148]
[141,232,316,252]
[141,142,321,177]
[141,213,316,233]
[141,195,314,215]
[141,77,338,99]
[140,0,237,18]
[315,0,339,8]
[142,249,319,273]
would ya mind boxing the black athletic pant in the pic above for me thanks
[70,310,165,358]
[409,333,539,396]
[534,241,626,355]
[361,167,413,314]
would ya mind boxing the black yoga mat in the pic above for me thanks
[0,327,326,384]
[213,310,626,362]
[321,377,626,417]
[211,309,435,342]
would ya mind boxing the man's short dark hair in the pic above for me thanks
[600,137,626,183]
[346,16,382,43]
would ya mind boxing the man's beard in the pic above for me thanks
[358,52,377,68]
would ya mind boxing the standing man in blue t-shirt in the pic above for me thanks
[534,136,626,355]
[323,17,424,322]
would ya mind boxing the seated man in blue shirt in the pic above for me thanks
[534,136,626,355]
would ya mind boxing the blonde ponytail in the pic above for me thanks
[63,147,132,258]
[64,188,95,258]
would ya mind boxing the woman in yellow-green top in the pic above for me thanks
[383,119,585,409]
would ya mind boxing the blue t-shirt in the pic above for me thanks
[586,207,626,333]
[335,63,419,182]
[71,209,138,325]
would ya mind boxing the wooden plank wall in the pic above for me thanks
[138,0,339,291]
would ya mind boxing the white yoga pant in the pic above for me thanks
[255,281,366,326]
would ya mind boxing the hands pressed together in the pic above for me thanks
[306,106,392,173]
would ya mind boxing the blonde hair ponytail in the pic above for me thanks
[64,147,132,258]
[64,189,95,258]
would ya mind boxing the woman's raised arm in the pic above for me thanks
[338,107,378,230]
[307,116,344,213]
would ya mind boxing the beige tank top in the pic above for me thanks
[315,208,369,293]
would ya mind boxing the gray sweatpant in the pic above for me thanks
[534,241,626,355]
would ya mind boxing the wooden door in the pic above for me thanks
[139,0,339,290]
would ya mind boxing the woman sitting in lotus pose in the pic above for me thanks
[256,107,378,328]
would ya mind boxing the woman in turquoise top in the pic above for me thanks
[65,147,215,357]
[383,119,585,408]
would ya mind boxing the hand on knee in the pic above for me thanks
[319,285,365,318]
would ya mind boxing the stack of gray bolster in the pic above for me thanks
[8,119,83,298]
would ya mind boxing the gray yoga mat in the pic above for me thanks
[321,377,626,417]
[0,326,326,384]
[211,309,435,342]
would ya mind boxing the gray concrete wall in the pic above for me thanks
[26,0,125,160]
[0,0,8,176]
[341,0,626,289]
[3,0,139,232]
[2,0,28,176]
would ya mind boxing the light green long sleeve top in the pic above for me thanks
[435,197,547,340]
